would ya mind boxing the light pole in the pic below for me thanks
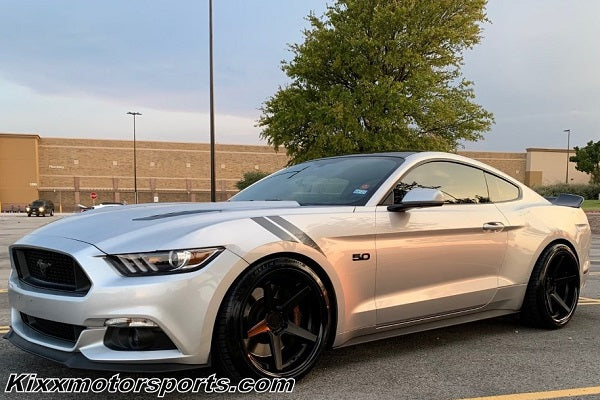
[127,111,142,203]
[209,0,216,202]
[563,129,571,184]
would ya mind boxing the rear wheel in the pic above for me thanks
[212,257,331,380]
[521,243,580,329]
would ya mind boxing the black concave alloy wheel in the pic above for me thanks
[522,243,580,329]
[213,258,331,379]
[542,249,579,324]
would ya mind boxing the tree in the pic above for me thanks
[570,141,600,184]
[258,0,494,165]
[235,171,270,191]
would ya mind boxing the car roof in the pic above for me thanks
[311,152,417,162]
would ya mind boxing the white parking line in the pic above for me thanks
[579,297,600,305]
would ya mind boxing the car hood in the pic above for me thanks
[23,201,309,254]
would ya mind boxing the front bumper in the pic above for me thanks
[7,234,247,370]
[4,329,199,372]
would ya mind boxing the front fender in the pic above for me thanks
[197,216,377,350]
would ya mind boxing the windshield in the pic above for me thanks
[231,156,403,206]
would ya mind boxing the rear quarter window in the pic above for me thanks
[484,172,520,202]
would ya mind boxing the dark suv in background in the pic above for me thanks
[26,200,55,217]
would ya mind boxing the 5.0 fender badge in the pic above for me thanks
[352,253,370,261]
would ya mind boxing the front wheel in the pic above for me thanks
[521,243,580,329]
[212,257,331,380]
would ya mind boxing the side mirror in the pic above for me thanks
[387,188,445,212]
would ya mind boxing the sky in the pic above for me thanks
[0,0,598,152]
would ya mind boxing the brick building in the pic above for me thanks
[1,134,289,212]
[0,132,589,212]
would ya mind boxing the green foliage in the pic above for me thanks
[235,171,270,191]
[533,183,600,200]
[570,140,600,184]
[582,200,600,211]
[259,0,494,164]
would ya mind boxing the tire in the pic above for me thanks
[50,209,54,216]
[27,213,31,217]
[521,243,580,329]
[212,257,331,380]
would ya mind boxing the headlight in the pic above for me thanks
[107,247,223,276]
[26,207,30,211]
[39,207,44,212]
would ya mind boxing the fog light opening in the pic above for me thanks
[103,326,177,351]
[129,328,154,350]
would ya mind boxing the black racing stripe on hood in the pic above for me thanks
[267,216,324,254]
[251,217,297,242]
[133,209,222,221]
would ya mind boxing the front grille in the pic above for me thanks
[20,313,86,344]
[12,247,91,294]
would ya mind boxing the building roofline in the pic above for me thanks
[38,136,282,151]
[526,148,570,153]
[0,132,40,140]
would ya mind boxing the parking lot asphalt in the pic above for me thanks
[0,213,599,400]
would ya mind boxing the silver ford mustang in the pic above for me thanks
[6,152,591,379]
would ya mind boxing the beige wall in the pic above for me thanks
[526,148,589,186]
[458,151,526,183]
[0,133,40,211]
[36,137,289,210]
[38,138,288,191]
[0,133,594,212]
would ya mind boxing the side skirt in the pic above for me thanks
[333,284,526,349]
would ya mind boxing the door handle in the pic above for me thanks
[483,222,505,232]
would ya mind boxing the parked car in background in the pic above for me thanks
[25,200,54,217]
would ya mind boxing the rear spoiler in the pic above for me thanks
[546,193,584,208]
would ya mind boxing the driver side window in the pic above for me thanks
[392,161,490,205]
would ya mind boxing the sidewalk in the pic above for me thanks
[590,234,600,266]
[586,212,600,235]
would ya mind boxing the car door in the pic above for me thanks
[375,161,508,326]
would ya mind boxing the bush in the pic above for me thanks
[235,171,270,191]
[533,183,600,200]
